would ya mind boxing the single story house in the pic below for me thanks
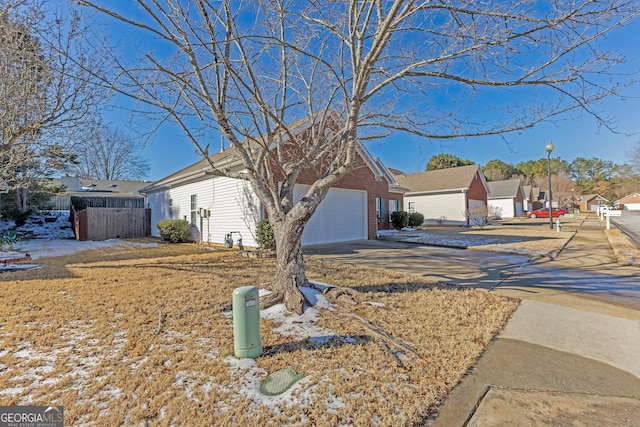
[140,140,403,248]
[487,179,526,218]
[522,185,542,211]
[576,194,609,211]
[392,164,489,226]
[614,193,640,210]
[44,177,150,210]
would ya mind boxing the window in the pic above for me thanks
[190,195,197,225]
[408,201,416,213]
[376,198,385,222]
[389,200,401,221]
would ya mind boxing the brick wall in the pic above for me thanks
[272,153,400,239]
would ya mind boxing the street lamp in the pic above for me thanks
[545,141,555,229]
[571,188,575,214]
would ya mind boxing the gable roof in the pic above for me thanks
[391,164,486,195]
[140,119,396,193]
[578,194,609,203]
[615,192,640,204]
[487,179,524,199]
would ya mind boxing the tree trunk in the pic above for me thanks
[14,189,28,212]
[261,216,309,314]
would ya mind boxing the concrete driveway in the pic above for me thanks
[305,215,640,426]
[305,220,640,314]
[305,239,531,290]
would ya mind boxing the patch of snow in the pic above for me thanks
[0,211,159,265]
[299,285,333,310]
[224,356,312,420]
[367,301,386,307]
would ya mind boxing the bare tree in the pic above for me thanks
[79,0,639,313]
[71,121,150,180]
[628,141,640,171]
[0,1,105,210]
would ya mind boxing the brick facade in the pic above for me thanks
[466,171,489,207]
[272,153,400,240]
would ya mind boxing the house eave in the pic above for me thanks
[139,167,211,194]
[404,188,468,196]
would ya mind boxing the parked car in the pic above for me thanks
[527,208,569,218]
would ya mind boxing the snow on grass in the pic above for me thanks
[379,227,570,257]
[0,211,158,265]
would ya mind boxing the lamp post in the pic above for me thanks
[545,141,555,229]
[571,188,575,214]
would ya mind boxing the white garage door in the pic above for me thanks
[515,202,523,217]
[294,185,368,246]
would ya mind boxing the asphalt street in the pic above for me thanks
[612,209,640,247]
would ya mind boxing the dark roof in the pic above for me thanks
[391,164,483,194]
[487,179,523,199]
[579,194,609,203]
[55,178,149,196]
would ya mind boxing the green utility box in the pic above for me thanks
[232,286,263,358]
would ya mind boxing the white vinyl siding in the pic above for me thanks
[148,178,368,247]
[488,198,515,218]
[404,193,466,223]
[147,177,261,247]
[294,185,367,246]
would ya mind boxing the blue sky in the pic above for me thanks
[96,6,640,182]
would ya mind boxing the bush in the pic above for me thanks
[390,211,409,230]
[157,219,190,243]
[256,219,276,249]
[407,212,425,228]
[70,196,88,211]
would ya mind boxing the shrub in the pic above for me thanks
[466,206,489,228]
[256,219,276,249]
[407,212,425,228]
[157,219,190,243]
[487,206,503,220]
[390,211,409,230]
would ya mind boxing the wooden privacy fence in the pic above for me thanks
[72,206,151,241]
[44,195,146,210]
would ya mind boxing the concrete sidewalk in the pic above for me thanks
[430,216,640,426]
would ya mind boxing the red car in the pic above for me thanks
[527,208,569,218]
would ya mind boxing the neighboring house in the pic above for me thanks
[522,185,543,211]
[392,164,489,226]
[44,177,150,210]
[615,192,640,210]
[487,179,526,218]
[44,177,152,241]
[140,141,402,248]
[576,194,609,212]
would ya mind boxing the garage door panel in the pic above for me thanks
[294,186,367,246]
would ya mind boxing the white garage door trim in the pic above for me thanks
[294,185,368,246]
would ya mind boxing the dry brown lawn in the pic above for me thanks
[0,243,517,426]
[605,228,640,266]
